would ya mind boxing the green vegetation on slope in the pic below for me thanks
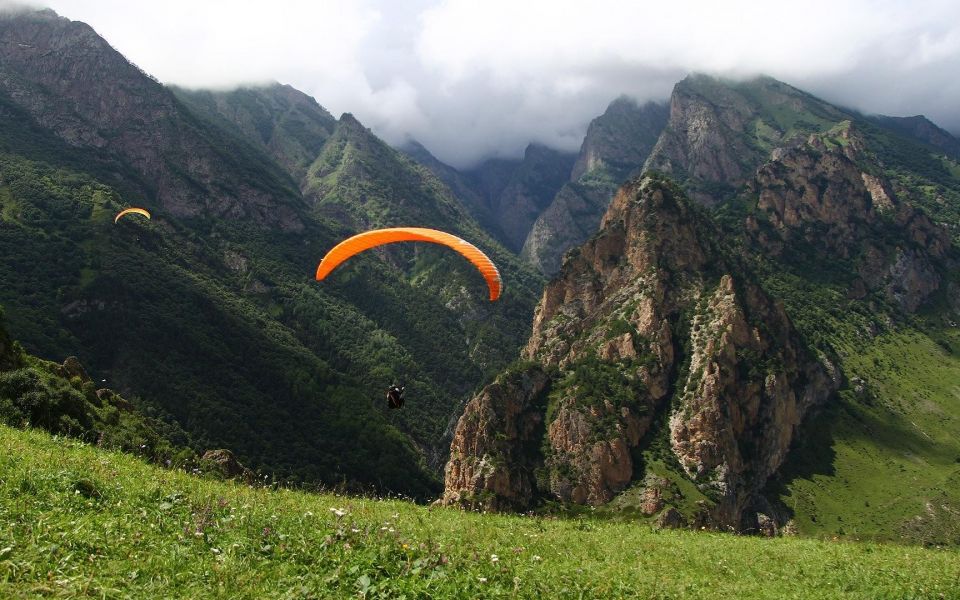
[0,9,549,499]
[0,306,193,467]
[0,148,440,497]
[2,425,959,599]
[771,327,960,544]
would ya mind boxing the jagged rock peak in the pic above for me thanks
[570,96,669,182]
[644,73,847,206]
[445,172,837,528]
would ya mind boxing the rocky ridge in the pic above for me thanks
[644,74,847,206]
[745,122,950,312]
[444,174,837,528]
[521,98,668,274]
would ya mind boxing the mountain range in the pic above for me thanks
[1,6,959,544]
[0,8,543,498]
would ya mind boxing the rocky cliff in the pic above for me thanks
[644,74,846,206]
[522,99,668,274]
[444,174,837,528]
[744,122,950,312]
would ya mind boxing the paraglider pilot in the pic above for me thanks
[387,384,405,409]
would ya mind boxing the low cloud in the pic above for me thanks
[37,0,960,168]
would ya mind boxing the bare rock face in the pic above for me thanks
[669,275,834,525]
[444,174,836,528]
[546,398,647,504]
[644,74,847,206]
[441,367,550,510]
[521,183,614,275]
[748,126,950,313]
[201,449,255,483]
[521,99,668,274]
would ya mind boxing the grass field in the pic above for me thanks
[2,425,958,599]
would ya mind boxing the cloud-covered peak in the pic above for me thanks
[36,0,960,168]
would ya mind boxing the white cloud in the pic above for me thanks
[35,0,960,168]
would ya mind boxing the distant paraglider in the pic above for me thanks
[315,227,503,301]
[114,207,151,224]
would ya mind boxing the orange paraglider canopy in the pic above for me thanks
[316,227,502,301]
[114,207,151,224]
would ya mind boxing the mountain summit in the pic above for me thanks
[443,75,960,540]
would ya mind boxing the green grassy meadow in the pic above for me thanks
[772,326,960,545]
[2,425,959,599]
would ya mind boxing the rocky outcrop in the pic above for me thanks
[200,449,255,483]
[747,125,950,312]
[58,356,91,383]
[445,174,836,528]
[442,367,550,510]
[522,99,668,274]
[644,74,847,206]
[669,275,834,524]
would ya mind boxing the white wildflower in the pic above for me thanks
[478,577,488,583]
[329,507,347,518]
[490,554,499,563]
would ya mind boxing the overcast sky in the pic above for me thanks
[29,0,960,168]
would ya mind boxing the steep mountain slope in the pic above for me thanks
[404,142,576,253]
[472,144,576,252]
[522,98,668,274]
[399,139,497,236]
[444,77,960,541]
[0,8,542,497]
[866,114,960,161]
[0,8,301,225]
[644,74,848,207]
[444,174,835,529]
[172,83,338,181]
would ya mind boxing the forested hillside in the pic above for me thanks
[0,8,543,497]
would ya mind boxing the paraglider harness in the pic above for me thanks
[387,384,405,409]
